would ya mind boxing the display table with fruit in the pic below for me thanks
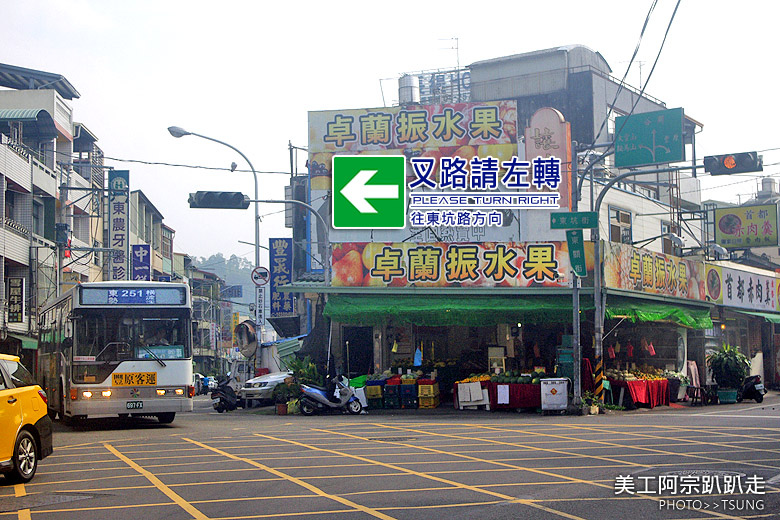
[455,371,543,410]
[605,367,669,408]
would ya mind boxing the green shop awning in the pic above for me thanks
[324,294,593,327]
[737,310,780,324]
[605,297,713,329]
[8,334,38,350]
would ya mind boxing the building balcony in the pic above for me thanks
[152,249,163,274]
[32,157,57,197]
[0,220,30,265]
[1,134,32,191]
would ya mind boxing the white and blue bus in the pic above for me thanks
[37,281,194,424]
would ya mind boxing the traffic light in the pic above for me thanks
[188,191,250,209]
[704,152,763,175]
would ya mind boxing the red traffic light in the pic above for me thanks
[704,152,762,175]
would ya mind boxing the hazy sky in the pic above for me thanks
[2,1,777,268]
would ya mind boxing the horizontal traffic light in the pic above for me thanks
[188,191,250,209]
[703,152,762,175]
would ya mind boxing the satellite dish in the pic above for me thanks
[235,320,258,358]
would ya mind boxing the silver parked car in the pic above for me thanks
[239,371,293,407]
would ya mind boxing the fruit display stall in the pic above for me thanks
[605,365,669,409]
[454,371,547,410]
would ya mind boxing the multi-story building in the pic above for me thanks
[0,63,100,368]
[0,63,180,373]
[286,44,780,395]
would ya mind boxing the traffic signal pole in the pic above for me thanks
[249,198,331,286]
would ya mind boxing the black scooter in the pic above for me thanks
[737,375,766,403]
[212,378,238,412]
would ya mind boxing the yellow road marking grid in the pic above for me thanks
[1,420,778,520]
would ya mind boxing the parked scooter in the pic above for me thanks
[299,376,363,416]
[737,375,766,403]
[212,376,238,412]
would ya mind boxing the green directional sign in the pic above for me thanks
[550,211,598,229]
[566,230,587,277]
[614,107,685,168]
[332,155,406,229]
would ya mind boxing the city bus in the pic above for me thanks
[37,281,195,424]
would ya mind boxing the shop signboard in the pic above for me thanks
[7,277,24,323]
[603,242,706,302]
[308,101,522,267]
[704,264,780,312]
[524,107,572,211]
[269,238,295,317]
[131,244,151,281]
[108,170,129,280]
[714,204,778,249]
[331,241,593,288]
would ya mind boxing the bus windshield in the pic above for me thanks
[74,309,191,362]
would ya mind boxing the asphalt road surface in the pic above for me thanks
[1,393,779,520]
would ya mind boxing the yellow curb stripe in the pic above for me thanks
[104,443,209,520]
[181,437,396,520]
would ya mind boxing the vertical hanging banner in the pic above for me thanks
[232,311,240,349]
[131,244,151,281]
[269,238,295,317]
[7,277,25,323]
[108,170,129,280]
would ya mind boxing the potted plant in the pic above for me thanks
[706,344,750,404]
[663,370,691,402]
[273,383,293,415]
[582,391,600,415]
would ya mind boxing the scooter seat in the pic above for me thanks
[306,383,329,392]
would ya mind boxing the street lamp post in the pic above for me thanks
[168,126,263,329]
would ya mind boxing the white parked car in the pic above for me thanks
[239,371,293,407]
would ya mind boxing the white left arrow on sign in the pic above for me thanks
[341,170,399,213]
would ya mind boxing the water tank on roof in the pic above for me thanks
[398,74,420,105]
[761,178,776,196]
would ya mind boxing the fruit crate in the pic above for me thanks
[383,396,401,409]
[367,397,384,409]
[419,395,440,409]
[400,377,417,385]
[384,384,400,396]
[365,380,386,386]
[401,397,418,409]
[418,383,439,397]
[400,383,418,397]
[365,385,383,399]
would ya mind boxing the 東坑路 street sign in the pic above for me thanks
[550,211,598,229]
[332,155,406,229]
[566,229,587,277]
[614,107,685,168]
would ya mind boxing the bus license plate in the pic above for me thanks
[126,401,144,410]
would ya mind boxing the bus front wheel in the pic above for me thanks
[157,413,175,424]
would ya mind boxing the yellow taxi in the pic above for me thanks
[0,353,53,483]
